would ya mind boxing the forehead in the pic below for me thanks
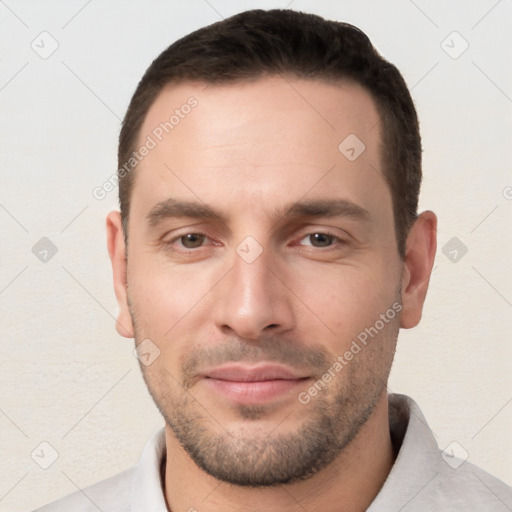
[140,76,381,155]
[132,76,390,226]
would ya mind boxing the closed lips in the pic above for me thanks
[204,365,308,382]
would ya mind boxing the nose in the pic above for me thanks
[211,247,295,340]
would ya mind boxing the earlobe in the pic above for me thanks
[400,211,437,329]
[106,211,135,338]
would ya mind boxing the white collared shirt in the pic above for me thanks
[34,394,512,511]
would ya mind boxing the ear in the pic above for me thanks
[106,211,134,338]
[400,211,437,329]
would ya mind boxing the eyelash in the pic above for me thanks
[296,231,344,248]
[166,233,214,250]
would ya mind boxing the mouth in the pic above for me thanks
[201,364,310,404]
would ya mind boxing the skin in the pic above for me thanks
[107,77,437,512]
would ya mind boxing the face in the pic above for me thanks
[114,77,408,486]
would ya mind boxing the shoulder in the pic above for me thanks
[31,467,135,512]
[32,428,167,512]
[432,458,512,510]
[373,394,512,511]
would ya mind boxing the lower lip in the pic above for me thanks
[204,378,307,404]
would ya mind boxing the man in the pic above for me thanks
[35,8,512,512]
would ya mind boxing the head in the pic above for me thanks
[107,9,436,487]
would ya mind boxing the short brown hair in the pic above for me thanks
[118,9,421,257]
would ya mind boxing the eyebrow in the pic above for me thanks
[277,198,371,223]
[145,197,371,227]
[146,198,225,227]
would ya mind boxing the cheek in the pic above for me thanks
[127,255,220,339]
[290,260,400,347]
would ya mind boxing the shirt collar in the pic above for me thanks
[368,393,440,510]
[129,427,168,512]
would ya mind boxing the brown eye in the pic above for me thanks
[179,233,206,248]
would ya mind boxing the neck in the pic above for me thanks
[164,392,394,512]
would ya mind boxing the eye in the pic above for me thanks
[175,233,207,249]
[299,232,339,248]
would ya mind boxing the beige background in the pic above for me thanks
[1,0,511,510]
